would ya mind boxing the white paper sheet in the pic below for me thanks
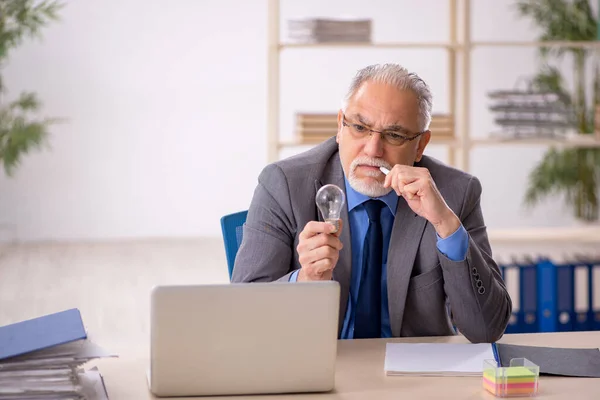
[384,342,495,376]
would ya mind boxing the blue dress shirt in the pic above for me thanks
[290,177,469,339]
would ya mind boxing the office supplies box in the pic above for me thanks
[0,308,116,399]
[482,358,539,398]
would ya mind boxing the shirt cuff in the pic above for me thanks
[436,223,469,262]
[289,270,300,282]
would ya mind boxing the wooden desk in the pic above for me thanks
[94,331,600,400]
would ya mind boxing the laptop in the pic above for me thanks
[147,281,340,397]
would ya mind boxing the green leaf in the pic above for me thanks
[0,0,64,64]
[0,109,56,176]
[0,1,65,176]
[9,91,40,111]
[524,148,600,221]
[516,0,600,221]
[530,64,572,104]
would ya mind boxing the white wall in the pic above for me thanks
[0,0,594,242]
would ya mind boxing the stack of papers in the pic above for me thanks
[287,18,372,43]
[384,343,496,377]
[0,309,116,399]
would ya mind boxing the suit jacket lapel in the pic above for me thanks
[315,154,352,334]
[387,197,427,336]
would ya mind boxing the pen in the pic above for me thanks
[379,166,390,175]
[491,342,501,366]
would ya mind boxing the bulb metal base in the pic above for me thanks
[325,218,341,234]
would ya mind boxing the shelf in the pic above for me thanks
[469,135,600,148]
[488,226,600,243]
[281,41,600,50]
[277,137,459,149]
[472,40,600,48]
[279,41,600,50]
[277,138,330,148]
[279,42,457,50]
[277,136,600,150]
[278,135,600,149]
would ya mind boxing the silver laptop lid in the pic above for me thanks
[149,281,340,397]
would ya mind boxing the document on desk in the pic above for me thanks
[384,343,495,376]
[497,343,600,378]
[0,309,116,399]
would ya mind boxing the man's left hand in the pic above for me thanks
[383,165,460,238]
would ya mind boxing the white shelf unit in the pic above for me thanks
[266,0,600,242]
[488,226,600,244]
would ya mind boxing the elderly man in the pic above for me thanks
[232,63,511,343]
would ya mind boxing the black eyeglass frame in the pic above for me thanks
[341,113,427,146]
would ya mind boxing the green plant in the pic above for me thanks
[516,0,600,222]
[0,0,63,177]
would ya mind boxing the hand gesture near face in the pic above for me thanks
[383,165,460,238]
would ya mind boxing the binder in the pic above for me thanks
[589,257,600,330]
[0,308,86,360]
[555,260,575,332]
[499,260,520,333]
[536,257,557,332]
[499,252,600,334]
[518,256,538,333]
[0,309,113,399]
[572,255,592,331]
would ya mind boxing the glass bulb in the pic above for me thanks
[315,184,345,233]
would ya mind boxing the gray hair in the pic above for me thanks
[341,63,433,131]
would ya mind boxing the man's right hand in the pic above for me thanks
[296,221,343,281]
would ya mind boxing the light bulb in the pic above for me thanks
[315,184,346,233]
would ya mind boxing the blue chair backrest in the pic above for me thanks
[220,210,248,279]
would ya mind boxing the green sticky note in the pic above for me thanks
[484,366,536,384]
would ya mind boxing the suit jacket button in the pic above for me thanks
[476,279,483,288]
[471,267,478,275]
[478,286,486,295]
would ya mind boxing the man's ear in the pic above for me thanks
[336,110,344,143]
[415,131,431,162]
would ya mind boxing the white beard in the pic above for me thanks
[347,156,393,198]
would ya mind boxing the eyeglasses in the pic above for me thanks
[342,114,426,146]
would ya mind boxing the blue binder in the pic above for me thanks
[0,308,87,360]
[536,257,557,332]
[555,260,575,332]
[588,256,600,331]
[519,256,538,333]
[572,255,593,332]
[499,259,520,333]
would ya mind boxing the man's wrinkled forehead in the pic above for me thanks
[344,82,420,130]
[345,112,411,134]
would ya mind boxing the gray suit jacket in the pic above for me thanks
[231,137,512,343]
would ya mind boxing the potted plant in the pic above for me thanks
[515,0,600,222]
[0,0,63,177]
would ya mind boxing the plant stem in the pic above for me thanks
[574,49,588,133]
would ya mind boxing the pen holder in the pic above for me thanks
[482,358,539,398]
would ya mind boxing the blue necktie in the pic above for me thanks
[354,199,384,339]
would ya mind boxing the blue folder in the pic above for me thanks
[583,255,600,331]
[0,308,87,360]
[518,256,538,333]
[555,261,575,332]
[537,257,557,332]
[499,259,520,333]
[572,255,593,332]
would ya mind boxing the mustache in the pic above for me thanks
[350,157,392,172]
